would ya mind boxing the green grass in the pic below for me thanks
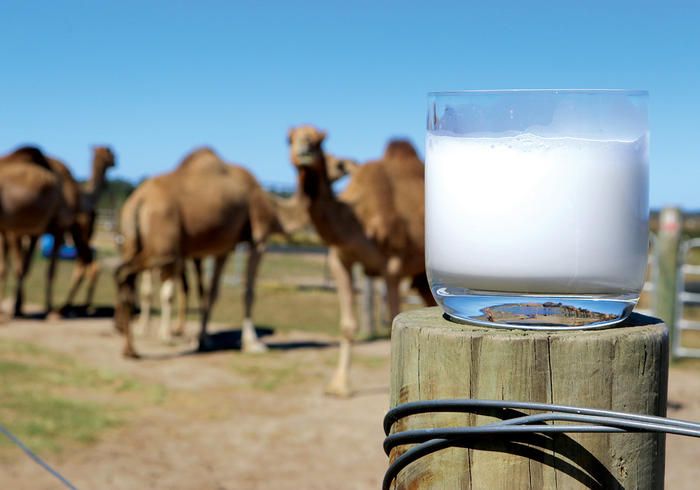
[0,338,165,456]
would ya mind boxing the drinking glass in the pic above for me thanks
[426,89,649,329]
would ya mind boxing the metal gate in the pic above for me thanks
[674,238,700,358]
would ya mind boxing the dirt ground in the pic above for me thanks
[0,315,699,490]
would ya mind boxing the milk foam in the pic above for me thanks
[426,132,649,295]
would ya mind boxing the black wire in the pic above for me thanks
[384,412,700,455]
[383,399,700,490]
[0,423,78,490]
[384,399,700,435]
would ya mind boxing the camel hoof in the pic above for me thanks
[172,327,185,338]
[324,379,354,398]
[123,348,141,359]
[242,341,268,354]
[46,311,62,322]
[197,336,214,352]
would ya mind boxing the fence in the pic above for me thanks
[645,207,700,359]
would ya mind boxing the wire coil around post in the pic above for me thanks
[383,399,700,490]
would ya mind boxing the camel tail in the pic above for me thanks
[115,194,146,284]
[115,193,178,285]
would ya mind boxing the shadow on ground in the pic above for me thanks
[191,327,334,354]
[60,304,116,319]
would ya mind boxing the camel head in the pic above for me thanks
[92,146,116,172]
[288,125,327,170]
[325,154,359,182]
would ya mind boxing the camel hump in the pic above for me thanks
[383,140,419,160]
[3,146,52,170]
[342,162,408,254]
[177,147,224,172]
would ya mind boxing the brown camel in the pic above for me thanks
[288,125,436,397]
[0,147,65,316]
[114,147,283,357]
[62,146,116,312]
[2,148,115,318]
[134,153,358,341]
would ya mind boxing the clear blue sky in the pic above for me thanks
[1,1,698,208]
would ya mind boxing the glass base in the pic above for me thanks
[433,287,638,330]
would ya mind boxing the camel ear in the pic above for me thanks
[287,128,295,145]
[318,130,327,142]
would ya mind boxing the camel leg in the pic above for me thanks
[193,258,205,310]
[114,254,158,358]
[173,264,189,337]
[384,274,402,324]
[158,273,176,342]
[13,235,37,318]
[241,243,267,353]
[83,260,100,311]
[197,254,228,352]
[9,235,24,317]
[0,234,7,316]
[63,260,86,313]
[45,232,63,319]
[115,269,139,358]
[135,269,153,336]
[325,247,356,397]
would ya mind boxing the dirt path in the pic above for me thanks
[0,317,390,490]
[1,317,699,489]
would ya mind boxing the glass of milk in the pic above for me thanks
[426,90,649,329]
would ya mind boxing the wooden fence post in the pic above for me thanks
[389,308,669,490]
[654,207,683,355]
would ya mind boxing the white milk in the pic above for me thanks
[426,132,649,295]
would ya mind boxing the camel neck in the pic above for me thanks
[297,160,335,200]
[298,169,354,246]
[270,193,310,235]
[83,162,109,211]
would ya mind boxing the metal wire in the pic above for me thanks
[0,423,78,489]
[383,399,700,490]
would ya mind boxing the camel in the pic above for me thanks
[287,125,436,397]
[61,146,116,312]
[134,153,358,341]
[0,147,65,317]
[114,147,285,357]
[0,147,115,318]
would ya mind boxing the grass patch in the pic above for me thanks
[231,352,312,392]
[0,339,166,456]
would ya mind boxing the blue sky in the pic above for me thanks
[1,0,698,208]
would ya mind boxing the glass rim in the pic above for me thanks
[428,89,648,97]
